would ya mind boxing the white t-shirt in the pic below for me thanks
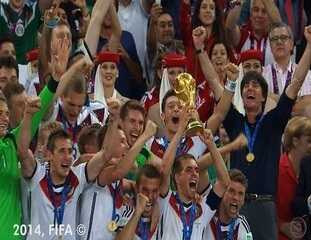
[158,189,221,240]
[25,162,88,240]
[203,214,253,240]
[79,180,134,240]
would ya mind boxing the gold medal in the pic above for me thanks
[246,153,255,162]
[107,220,118,232]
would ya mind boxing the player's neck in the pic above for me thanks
[104,86,114,99]
[218,207,232,225]
[177,190,193,204]
[275,56,291,73]
[246,107,262,124]
[50,169,67,185]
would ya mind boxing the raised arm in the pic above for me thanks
[197,133,247,169]
[147,3,162,60]
[17,97,41,178]
[108,3,122,51]
[98,120,158,186]
[160,108,189,196]
[115,193,149,240]
[198,129,230,196]
[286,26,311,100]
[225,2,242,47]
[205,63,240,134]
[261,0,282,25]
[193,26,224,101]
[84,0,112,57]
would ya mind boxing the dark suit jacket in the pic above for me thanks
[292,156,311,239]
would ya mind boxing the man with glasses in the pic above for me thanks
[263,22,311,98]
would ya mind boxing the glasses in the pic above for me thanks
[270,35,291,43]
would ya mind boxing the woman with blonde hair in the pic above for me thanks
[277,116,311,240]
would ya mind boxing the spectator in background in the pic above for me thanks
[93,51,128,106]
[0,56,18,90]
[225,0,282,66]
[18,48,40,96]
[85,0,143,100]
[2,82,27,129]
[180,0,229,85]
[0,36,16,58]
[147,5,184,87]
[0,0,51,64]
[117,0,154,79]
[277,116,311,240]
[263,22,311,99]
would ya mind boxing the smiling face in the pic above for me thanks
[175,157,199,201]
[250,0,270,35]
[242,79,265,112]
[120,109,145,147]
[100,62,118,88]
[161,95,183,134]
[211,43,229,73]
[49,137,74,180]
[221,181,246,219]
[199,0,216,26]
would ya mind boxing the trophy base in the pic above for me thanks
[186,119,204,137]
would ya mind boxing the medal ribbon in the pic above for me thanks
[47,173,70,225]
[215,218,236,240]
[108,181,121,222]
[59,106,80,143]
[244,115,264,154]
[271,64,293,94]
[175,193,196,240]
[137,218,151,240]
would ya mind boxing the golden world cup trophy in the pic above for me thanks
[174,73,204,135]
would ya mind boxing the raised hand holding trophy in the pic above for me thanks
[174,73,203,136]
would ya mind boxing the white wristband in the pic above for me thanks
[225,79,237,93]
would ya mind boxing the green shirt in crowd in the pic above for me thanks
[0,1,42,64]
[0,78,58,239]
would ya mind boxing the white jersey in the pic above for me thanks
[203,214,253,240]
[131,216,161,240]
[145,136,207,160]
[48,99,108,159]
[158,189,221,240]
[79,180,134,240]
[24,162,88,240]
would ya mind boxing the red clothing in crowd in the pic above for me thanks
[277,153,299,240]
[180,1,216,85]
